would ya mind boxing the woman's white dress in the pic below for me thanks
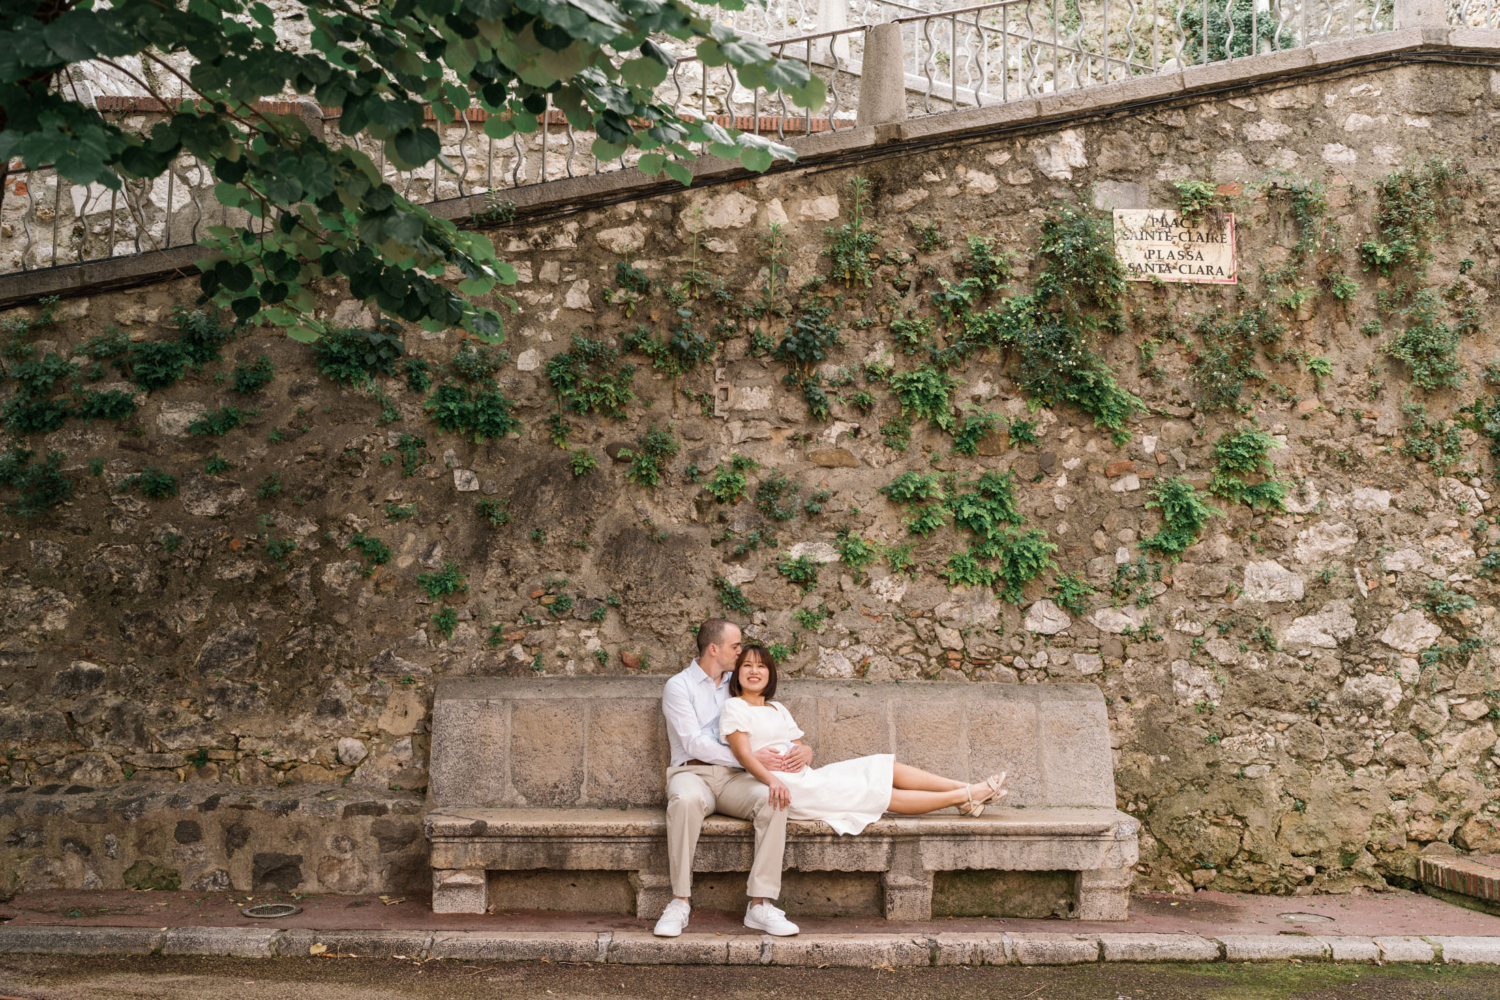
[719,697,894,836]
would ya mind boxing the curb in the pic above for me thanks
[1,927,1499,965]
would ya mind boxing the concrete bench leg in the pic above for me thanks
[882,870,934,920]
[631,869,673,920]
[432,869,488,914]
[1076,867,1133,920]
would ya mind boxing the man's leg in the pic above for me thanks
[665,767,717,899]
[718,771,788,901]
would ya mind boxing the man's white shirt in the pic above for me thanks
[662,659,740,768]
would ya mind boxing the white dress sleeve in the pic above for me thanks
[719,697,753,739]
[770,701,805,741]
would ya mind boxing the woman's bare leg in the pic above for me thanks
[892,762,966,792]
[887,779,999,815]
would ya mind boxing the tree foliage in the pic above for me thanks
[2,0,823,343]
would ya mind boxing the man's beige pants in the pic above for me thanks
[665,764,787,900]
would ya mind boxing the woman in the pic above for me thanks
[720,644,1007,835]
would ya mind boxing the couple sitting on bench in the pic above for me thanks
[656,618,1009,937]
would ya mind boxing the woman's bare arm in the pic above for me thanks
[726,731,789,809]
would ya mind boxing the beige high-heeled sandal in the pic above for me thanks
[958,773,1008,817]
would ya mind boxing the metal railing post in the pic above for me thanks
[856,22,908,127]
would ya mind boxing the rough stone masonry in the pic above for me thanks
[2,59,1500,902]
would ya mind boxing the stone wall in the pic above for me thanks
[3,59,1500,899]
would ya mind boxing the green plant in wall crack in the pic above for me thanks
[1142,478,1224,560]
[1050,571,1096,617]
[979,528,1057,605]
[1358,157,1468,281]
[714,577,752,613]
[704,454,758,504]
[889,364,961,433]
[823,176,880,287]
[546,335,638,420]
[0,448,72,519]
[187,406,260,438]
[347,530,393,577]
[255,513,298,569]
[623,424,680,489]
[417,561,468,600]
[431,606,460,641]
[313,323,405,385]
[570,449,598,477]
[1382,288,1467,392]
[949,407,1002,457]
[755,468,803,521]
[947,471,1023,540]
[1208,425,1287,511]
[777,554,821,593]
[1400,400,1465,476]
[118,467,178,501]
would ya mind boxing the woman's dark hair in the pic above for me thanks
[731,644,778,700]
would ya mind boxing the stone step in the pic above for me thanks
[1419,854,1500,916]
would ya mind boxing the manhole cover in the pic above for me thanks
[242,903,302,919]
[1278,911,1334,923]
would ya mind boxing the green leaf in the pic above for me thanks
[662,159,693,186]
[620,57,669,89]
[739,146,773,172]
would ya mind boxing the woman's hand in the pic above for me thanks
[765,774,790,810]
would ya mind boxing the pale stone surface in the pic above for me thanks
[1282,600,1357,648]
[869,575,907,603]
[1244,119,1293,141]
[1089,607,1145,634]
[1341,674,1404,714]
[563,280,593,311]
[1099,933,1220,962]
[1316,936,1380,962]
[1241,561,1305,603]
[594,225,645,253]
[1024,599,1072,635]
[453,469,479,492]
[798,195,841,221]
[1293,522,1359,563]
[1031,130,1087,180]
[1436,937,1500,964]
[1218,935,1330,961]
[788,542,840,564]
[1380,611,1442,654]
[691,191,758,229]
[1373,936,1436,963]
[1383,548,1427,573]
[1352,487,1392,510]
[1010,934,1100,964]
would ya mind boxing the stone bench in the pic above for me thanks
[424,677,1138,920]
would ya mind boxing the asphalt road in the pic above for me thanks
[1,956,1498,1000]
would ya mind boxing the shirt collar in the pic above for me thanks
[688,659,729,688]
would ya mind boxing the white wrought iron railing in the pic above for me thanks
[1,0,1485,278]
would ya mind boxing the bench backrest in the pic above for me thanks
[427,677,1116,810]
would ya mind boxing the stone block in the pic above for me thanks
[726,935,767,965]
[1099,933,1219,962]
[967,699,1044,807]
[933,932,1012,966]
[763,934,930,967]
[162,926,280,958]
[893,700,968,779]
[584,700,669,806]
[1314,936,1380,963]
[433,868,488,913]
[815,696,890,764]
[1038,699,1115,809]
[0,926,164,955]
[1372,936,1436,963]
[1435,937,1500,964]
[1010,934,1100,965]
[1218,935,1329,961]
[510,699,585,804]
[428,931,601,962]
[606,931,728,964]
[428,696,508,807]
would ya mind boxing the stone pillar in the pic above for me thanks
[817,0,851,61]
[631,869,674,920]
[1075,867,1133,921]
[1395,0,1447,31]
[432,868,489,914]
[881,838,933,919]
[855,23,907,130]
[295,101,326,142]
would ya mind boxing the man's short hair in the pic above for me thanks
[697,618,735,655]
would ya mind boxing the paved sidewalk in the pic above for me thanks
[1,888,1499,966]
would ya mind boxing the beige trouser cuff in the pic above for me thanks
[665,764,788,900]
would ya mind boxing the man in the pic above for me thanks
[654,618,810,937]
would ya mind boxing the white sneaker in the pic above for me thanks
[653,898,691,937]
[744,901,799,936]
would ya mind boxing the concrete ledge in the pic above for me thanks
[0,925,1496,964]
[1098,932,1221,962]
[1218,934,1331,962]
[274,929,434,959]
